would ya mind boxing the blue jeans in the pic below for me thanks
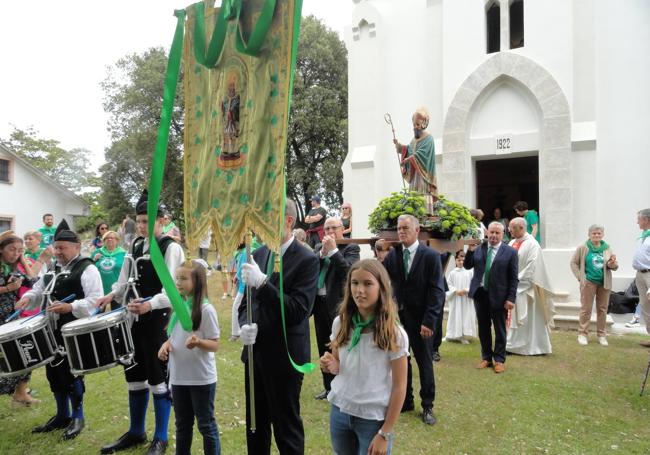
[330,404,391,455]
[172,383,220,455]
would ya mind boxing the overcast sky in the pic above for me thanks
[0,0,353,169]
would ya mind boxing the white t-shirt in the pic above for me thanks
[328,316,409,421]
[169,302,220,386]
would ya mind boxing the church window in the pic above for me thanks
[510,0,524,49]
[0,159,10,182]
[486,1,501,54]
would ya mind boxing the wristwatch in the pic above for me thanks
[377,429,392,441]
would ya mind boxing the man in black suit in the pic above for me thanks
[313,217,360,400]
[464,221,519,373]
[239,199,319,455]
[383,214,445,426]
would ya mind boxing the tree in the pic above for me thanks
[3,126,96,194]
[286,16,348,220]
[100,47,185,225]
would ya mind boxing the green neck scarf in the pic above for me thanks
[0,261,12,278]
[162,221,177,234]
[167,296,197,335]
[97,245,126,257]
[348,313,375,352]
[640,230,650,241]
[586,239,608,253]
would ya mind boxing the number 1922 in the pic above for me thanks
[496,138,511,150]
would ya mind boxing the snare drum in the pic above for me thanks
[61,309,134,375]
[0,314,58,377]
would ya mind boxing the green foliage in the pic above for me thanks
[368,190,427,234]
[286,16,348,218]
[426,195,482,240]
[99,47,185,225]
[3,126,96,194]
[74,189,109,234]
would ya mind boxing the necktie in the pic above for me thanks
[403,248,411,277]
[484,246,494,290]
[317,257,331,289]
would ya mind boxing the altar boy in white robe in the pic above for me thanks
[443,251,477,343]
[506,218,554,355]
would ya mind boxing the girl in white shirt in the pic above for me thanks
[158,261,220,455]
[320,259,408,455]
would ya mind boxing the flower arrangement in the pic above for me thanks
[368,190,481,241]
[367,190,427,235]
[425,196,482,240]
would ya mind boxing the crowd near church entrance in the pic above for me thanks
[474,155,539,222]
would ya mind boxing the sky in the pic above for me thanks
[0,0,353,170]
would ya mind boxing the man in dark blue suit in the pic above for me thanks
[384,214,445,425]
[239,199,319,454]
[464,222,519,373]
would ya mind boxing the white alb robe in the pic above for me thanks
[445,267,477,339]
[506,233,555,355]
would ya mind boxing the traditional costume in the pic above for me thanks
[22,220,102,439]
[100,190,185,455]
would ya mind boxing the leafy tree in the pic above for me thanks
[100,47,185,225]
[3,126,95,194]
[286,15,348,220]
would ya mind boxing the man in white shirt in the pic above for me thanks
[16,220,102,440]
[633,209,650,347]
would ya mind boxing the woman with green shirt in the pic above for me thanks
[93,231,126,308]
[570,224,618,347]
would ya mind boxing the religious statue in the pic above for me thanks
[221,73,241,164]
[393,107,438,202]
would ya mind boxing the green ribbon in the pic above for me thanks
[586,239,609,253]
[640,229,650,241]
[167,296,194,335]
[147,9,192,332]
[193,0,277,68]
[348,313,375,352]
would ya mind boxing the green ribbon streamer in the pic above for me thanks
[193,0,277,68]
[167,296,194,335]
[348,313,376,352]
[147,9,193,332]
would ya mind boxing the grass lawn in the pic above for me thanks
[1,272,650,454]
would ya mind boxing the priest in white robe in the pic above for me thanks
[506,217,555,355]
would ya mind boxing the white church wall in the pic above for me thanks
[593,0,650,290]
[572,0,595,122]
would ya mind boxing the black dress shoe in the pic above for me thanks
[432,351,441,362]
[100,432,147,454]
[145,438,168,455]
[314,389,329,400]
[422,407,437,425]
[62,418,84,440]
[32,416,71,433]
[401,401,415,413]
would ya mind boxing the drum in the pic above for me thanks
[61,309,134,375]
[0,314,58,377]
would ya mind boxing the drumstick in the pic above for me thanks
[18,293,77,323]
[94,296,152,316]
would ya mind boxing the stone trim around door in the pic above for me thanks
[441,52,572,248]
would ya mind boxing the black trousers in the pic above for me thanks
[401,314,435,409]
[244,358,304,455]
[474,287,507,363]
[432,314,443,353]
[46,325,83,393]
[124,309,169,385]
[313,295,335,391]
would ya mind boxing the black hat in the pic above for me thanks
[53,219,80,243]
[136,189,163,217]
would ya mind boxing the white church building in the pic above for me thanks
[341,0,650,300]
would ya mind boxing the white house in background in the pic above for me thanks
[0,143,89,235]
[342,0,650,300]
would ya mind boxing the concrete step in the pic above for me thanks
[551,291,570,304]
[552,313,614,331]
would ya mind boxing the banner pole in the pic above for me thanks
[245,231,256,433]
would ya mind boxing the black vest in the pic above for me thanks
[131,236,175,298]
[44,256,93,326]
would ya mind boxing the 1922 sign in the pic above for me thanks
[495,134,512,154]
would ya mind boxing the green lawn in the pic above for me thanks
[1,272,649,454]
